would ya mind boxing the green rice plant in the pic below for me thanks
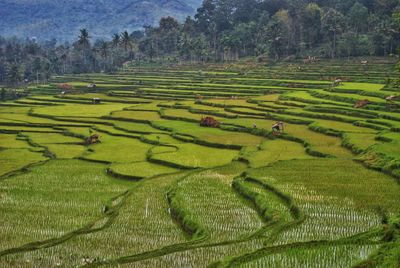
[240,139,314,168]
[282,91,352,107]
[232,177,293,222]
[0,148,47,177]
[44,144,87,159]
[336,82,385,91]
[170,162,263,241]
[24,132,84,144]
[153,120,265,147]
[4,172,189,267]
[33,103,132,118]
[311,119,377,134]
[150,143,239,168]
[142,133,182,145]
[238,244,380,268]
[109,161,178,179]
[109,110,161,122]
[0,126,61,133]
[222,118,352,158]
[342,133,379,153]
[0,134,31,148]
[311,89,386,104]
[247,158,400,244]
[82,133,151,163]
[128,239,265,268]
[1,59,399,267]
[111,120,166,134]
[0,159,132,252]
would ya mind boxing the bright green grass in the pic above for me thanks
[0,126,61,133]
[283,91,352,106]
[111,120,165,134]
[0,134,30,149]
[372,138,400,159]
[312,119,377,133]
[144,133,182,144]
[150,143,239,168]
[60,126,92,137]
[33,103,132,117]
[58,93,151,103]
[242,139,313,168]
[162,108,228,122]
[24,132,84,144]
[45,144,87,159]
[83,134,151,163]
[110,110,161,121]
[94,124,141,137]
[124,101,165,111]
[153,120,265,147]
[0,113,89,126]
[0,149,47,177]
[337,82,385,91]
[250,94,280,102]
[344,133,379,151]
[110,161,178,178]
[313,89,386,104]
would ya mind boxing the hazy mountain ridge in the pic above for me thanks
[0,0,202,41]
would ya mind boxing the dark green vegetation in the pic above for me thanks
[0,57,400,267]
[1,0,400,87]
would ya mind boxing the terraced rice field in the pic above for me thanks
[1,57,399,267]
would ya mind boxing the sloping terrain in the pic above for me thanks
[0,57,399,267]
[0,0,201,41]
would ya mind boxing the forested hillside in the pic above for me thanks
[0,0,399,86]
[0,0,201,41]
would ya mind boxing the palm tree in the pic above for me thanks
[99,41,109,70]
[78,28,91,48]
[120,31,132,52]
[112,33,120,48]
[77,29,91,66]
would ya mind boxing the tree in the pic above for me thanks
[78,29,90,49]
[195,0,216,32]
[266,10,290,60]
[98,41,109,70]
[302,3,322,49]
[158,17,180,56]
[75,29,91,67]
[1,88,6,101]
[121,31,132,52]
[348,2,369,34]
[322,8,345,58]
[5,63,24,85]
[112,33,120,48]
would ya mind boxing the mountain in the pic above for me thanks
[0,0,202,42]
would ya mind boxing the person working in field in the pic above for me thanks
[272,121,284,134]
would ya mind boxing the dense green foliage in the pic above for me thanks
[1,0,400,88]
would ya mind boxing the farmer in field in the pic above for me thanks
[272,121,284,134]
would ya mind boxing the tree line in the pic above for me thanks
[1,0,400,86]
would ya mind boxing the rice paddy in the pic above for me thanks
[0,57,399,267]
